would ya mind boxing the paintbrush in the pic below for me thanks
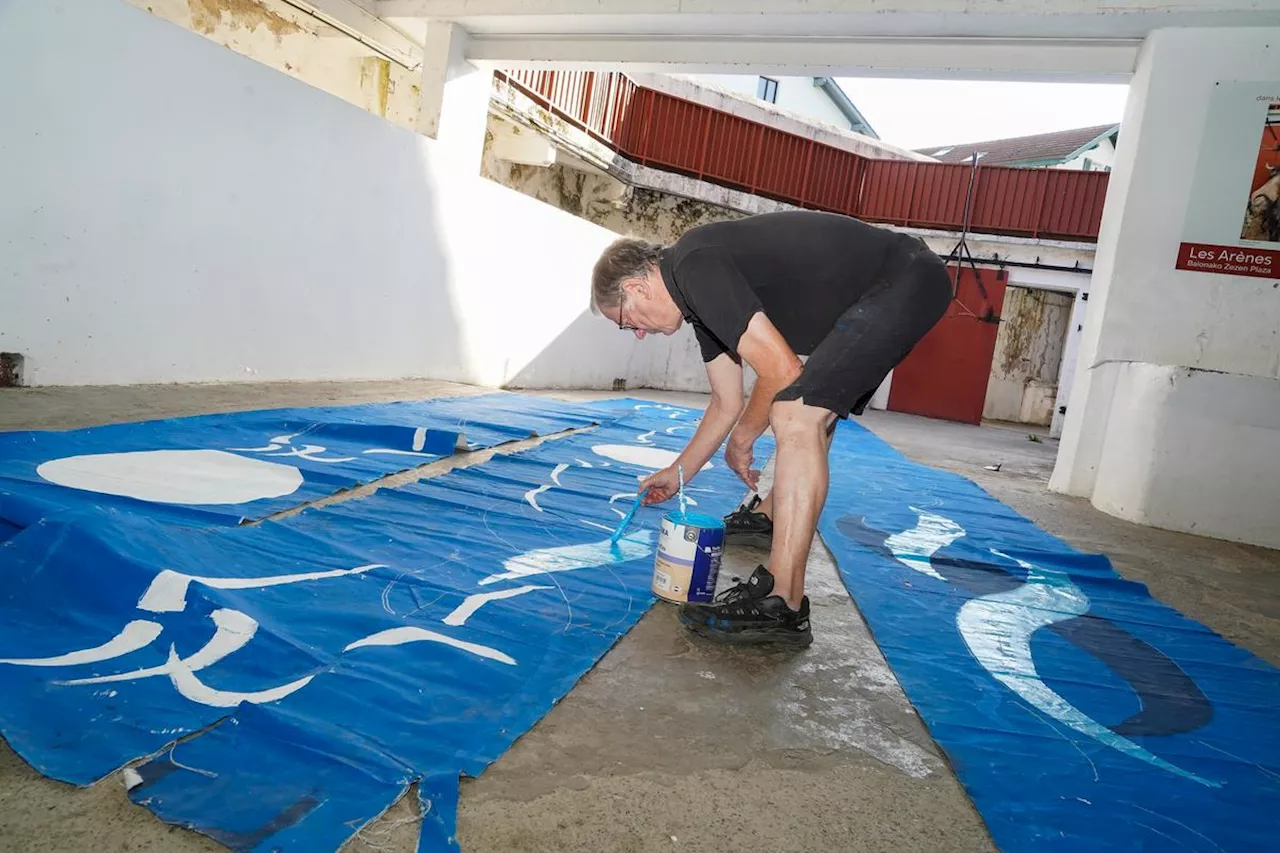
[610,487,648,543]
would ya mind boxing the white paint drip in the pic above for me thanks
[637,431,656,445]
[138,564,384,613]
[549,463,570,487]
[166,646,314,708]
[885,508,965,581]
[0,620,163,667]
[344,627,516,665]
[524,484,551,512]
[443,586,549,627]
[37,450,303,506]
[479,530,656,586]
[412,427,428,452]
[575,459,593,468]
[264,445,355,463]
[59,609,258,685]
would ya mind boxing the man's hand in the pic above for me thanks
[725,426,761,491]
[638,465,681,506]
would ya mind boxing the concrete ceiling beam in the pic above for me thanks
[281,0,424,68]
[463,36,1142,83]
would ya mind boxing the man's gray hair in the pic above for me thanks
[591,237,664,313]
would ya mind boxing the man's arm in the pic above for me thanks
[735,312,803,439]
[639,353,742,505]
[677,353,744,473]
[724,312,803,487]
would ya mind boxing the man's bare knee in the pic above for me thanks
[770,399,834,441]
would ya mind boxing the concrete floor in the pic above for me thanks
[1,380,1277,853]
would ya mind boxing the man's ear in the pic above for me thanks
[624,276,650,300]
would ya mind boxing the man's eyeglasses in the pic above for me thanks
[617,291,639,332]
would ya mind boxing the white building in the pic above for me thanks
[919,124,1121,171]
[683,74,879,138]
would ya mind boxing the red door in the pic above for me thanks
[886,265,1007,425]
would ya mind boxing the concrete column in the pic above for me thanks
[1050,289,1088,439]
[1049,27,1280,548]
[416,19,492,175]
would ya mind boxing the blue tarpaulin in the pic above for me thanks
[0,397,762,851]
[0,393,605,530]
[818,420,1280,852]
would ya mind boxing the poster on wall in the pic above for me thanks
[1176,81,1280,279]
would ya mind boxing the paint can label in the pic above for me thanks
[653,514,724,603]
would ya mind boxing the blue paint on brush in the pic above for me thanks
[610,489,647,544]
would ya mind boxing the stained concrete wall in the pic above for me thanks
[1050,26,1280,549]
[983,287,1073,425]
[0,0,686,390]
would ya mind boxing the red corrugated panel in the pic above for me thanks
[636,92,707,173]
[859,161,917,225]
[495,71,1109,242]
[1039,169,1108,239]
[971,166,1046,236]
[907,163,969,229]
[699,111,759,188]
[754,129,811,199]
[804,146,865,214]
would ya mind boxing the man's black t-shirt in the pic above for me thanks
[658,210,918,363]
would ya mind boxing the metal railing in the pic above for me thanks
[498,70,1109,242]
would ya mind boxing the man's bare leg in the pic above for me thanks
[748,422,835,521]
[764,399,837,610]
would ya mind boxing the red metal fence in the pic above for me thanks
[498,70,1109,242]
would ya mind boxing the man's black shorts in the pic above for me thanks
[774,235,953,418]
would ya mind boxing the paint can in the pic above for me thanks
[651,510,724,604]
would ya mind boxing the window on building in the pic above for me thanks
[1083,158,1094,171]
[757,77,779,104]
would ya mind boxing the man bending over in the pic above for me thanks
[591,210,951,647]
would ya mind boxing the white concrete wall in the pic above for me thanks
[688,74,851,130]
[0,0,672,390]
[1050,26,1280,549]
[1092,364,1280,550]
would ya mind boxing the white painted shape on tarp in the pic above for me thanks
[37,449,303,505]
[60,609,258,685]
[479,530,656,586]
[443,585,550,626]
[0,620,163,666]
[166,647,315,708]
[591,444,711,471]
[885,508,965,581]
[344,627,516,665]
[138,564,385,613]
